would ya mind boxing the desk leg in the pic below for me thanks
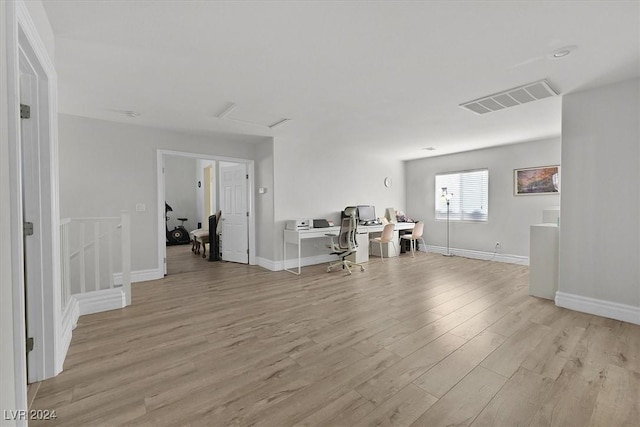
[284,237,302,275]
[298,237,301,274]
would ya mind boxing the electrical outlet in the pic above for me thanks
[495,242,501,250]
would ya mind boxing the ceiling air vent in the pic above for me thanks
[460,80,558,115]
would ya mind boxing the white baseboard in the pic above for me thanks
[259,246,528,272]
[425,245,529,265]
[256,257,278,271]
[258,254,337,271]
[73,288,126,316]
[59,297,79,366]
[113,268,163,285]
[555,291,640,325]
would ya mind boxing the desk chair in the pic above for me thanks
[400,222,426,257]
[370,223,397,262]
[326,210,365,275]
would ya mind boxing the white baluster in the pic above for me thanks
[107,222,114,288]
[79,222,86,294]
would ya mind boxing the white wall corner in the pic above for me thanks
[73,288,126,316]
[555,291,640,325]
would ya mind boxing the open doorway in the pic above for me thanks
[156,150,255,275]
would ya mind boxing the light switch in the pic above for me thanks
[258,187,267,194]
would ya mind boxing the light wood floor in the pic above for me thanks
[31,246,640,426]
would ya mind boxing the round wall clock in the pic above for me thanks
[384,177,392,188]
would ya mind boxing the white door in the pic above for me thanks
[219,163,248,263]
[20,57,43,383]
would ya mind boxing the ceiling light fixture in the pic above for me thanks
[549,45,577,59]
[124,110,139,118]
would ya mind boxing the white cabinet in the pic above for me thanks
[347,230,370,264]
[529,224,559,300]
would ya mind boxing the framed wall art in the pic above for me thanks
[514,165,560,195]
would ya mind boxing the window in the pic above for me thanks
[435,169,488,222]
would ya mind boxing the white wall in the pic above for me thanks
[559,78,640,320]
[164,155,197,232]
[58,114,273,274]
[256,140,275,261]
[405,137,561,258]
[273,137,406,261]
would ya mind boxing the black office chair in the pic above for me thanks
[326,207,365,275]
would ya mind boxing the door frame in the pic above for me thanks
[156,149,256,273]
[5,0,62,414]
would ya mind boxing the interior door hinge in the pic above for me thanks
[26,337,34,353]
[246,174,249,179]
[20,104,31,119]
[23,221,34,236]
[246,212,249,217]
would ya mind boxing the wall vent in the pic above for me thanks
[460,80,558,114]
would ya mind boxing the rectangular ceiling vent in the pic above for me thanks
[460,80,558,115]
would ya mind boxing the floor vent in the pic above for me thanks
[460,80,558,114]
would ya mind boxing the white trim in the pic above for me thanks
[7,0,60,414]
[157,151,166,275]
[425,245,529,265]
[555,291,640,325]
[157,149,256,277]
[18,19,62,380]
[59,298,79,365]
[113,268,163,284]
[247,162,256,266]
[73,289,126,316]
[5,0,28,416]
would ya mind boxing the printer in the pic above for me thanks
[286,219,310,230]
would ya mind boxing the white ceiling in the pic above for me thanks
[42,0,640,160]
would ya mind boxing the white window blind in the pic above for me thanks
[435,169,489,222]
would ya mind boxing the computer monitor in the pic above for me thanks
[357,205,376,223]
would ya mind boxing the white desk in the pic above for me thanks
[283,222,416,275]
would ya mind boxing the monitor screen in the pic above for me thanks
[357,205,376,223]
